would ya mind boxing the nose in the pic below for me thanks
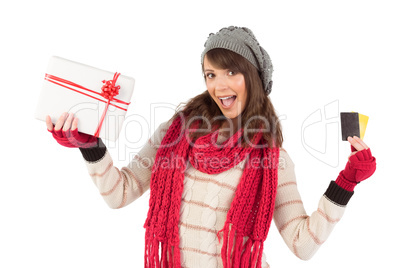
[214,75,228,91]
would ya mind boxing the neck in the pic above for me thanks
[220,115,242,136]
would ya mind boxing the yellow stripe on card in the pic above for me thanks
[352,112,369,140]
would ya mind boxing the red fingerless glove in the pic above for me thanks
[335,148,376,191]
[49,128,99,148]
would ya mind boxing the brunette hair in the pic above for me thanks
[171,48,283,148]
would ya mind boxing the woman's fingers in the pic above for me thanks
[54,112,68,131]
[353,136,369,150]
[48,112,78,132]
[347,136,370,161]
[46,115,53,131]
[348,136,369,151]
[71,117,79,131]
[62,113,74,131]
[348,136,365,151]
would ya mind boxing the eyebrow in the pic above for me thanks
[203,69,214,72]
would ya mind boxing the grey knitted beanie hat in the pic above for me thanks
[201,26,274,95]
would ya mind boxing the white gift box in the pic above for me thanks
[35,56,135,141]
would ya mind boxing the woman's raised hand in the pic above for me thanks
[46,112,98,148]
[335,136,376,191]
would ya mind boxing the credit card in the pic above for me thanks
[341,112,360,140]
[340,112,369,140]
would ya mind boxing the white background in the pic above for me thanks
[1,0,401,267]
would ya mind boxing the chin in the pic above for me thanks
[222,112,241,120]
[224,114,237,119]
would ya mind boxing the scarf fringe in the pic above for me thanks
[144,231,181,268]
[219,223,265,268]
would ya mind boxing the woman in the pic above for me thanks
[46,26,376,268]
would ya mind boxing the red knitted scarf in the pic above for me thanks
[144,116,279,268]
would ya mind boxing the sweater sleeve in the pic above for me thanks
[273,149,353,260]
[79,119,172,209]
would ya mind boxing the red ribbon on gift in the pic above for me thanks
[45,72,130,137]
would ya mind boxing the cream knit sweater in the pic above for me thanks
[80,120,353,268]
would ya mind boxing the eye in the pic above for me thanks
[228,71,237,76]
[205,73,215,79]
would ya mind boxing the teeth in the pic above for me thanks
[219,96,235,100]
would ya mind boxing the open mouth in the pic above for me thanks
[219,95,237,108]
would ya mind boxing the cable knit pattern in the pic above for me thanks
[179,162,194,266]
[199,174,220,268]
[82,120,348,267]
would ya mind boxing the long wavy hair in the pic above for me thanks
[171,48,283,149]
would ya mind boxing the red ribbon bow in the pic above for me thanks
[94,72,121,137]
[101,72,121,100]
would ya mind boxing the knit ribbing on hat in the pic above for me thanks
[202,39,260,71]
